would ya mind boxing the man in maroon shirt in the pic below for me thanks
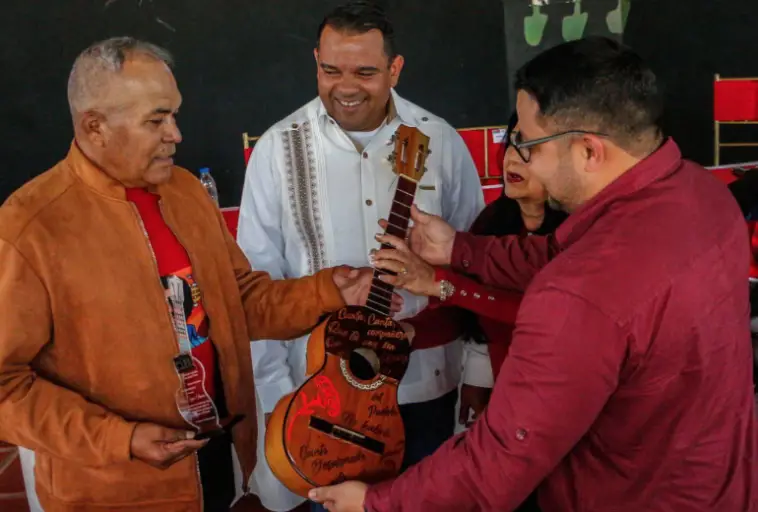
[310,36,758,511]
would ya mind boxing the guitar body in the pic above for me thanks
[266,306,411,496]
[265,124,430,496]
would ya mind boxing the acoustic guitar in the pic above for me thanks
[265,124,430,496]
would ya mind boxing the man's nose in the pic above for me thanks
[164,118,182,143]
[334,76,361,95]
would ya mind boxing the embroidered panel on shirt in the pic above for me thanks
[283,121,326,273]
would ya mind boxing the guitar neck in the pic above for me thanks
[366,176,418,317]
[167,277,193,354]
[171,306,193,354]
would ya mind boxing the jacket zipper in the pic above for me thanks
[157,200,254,498]
[130,203,205,511]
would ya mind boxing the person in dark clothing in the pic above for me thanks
[727,166,758,386]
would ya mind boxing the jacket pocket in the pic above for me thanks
[49,455,199,506]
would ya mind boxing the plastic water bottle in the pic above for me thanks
[199,167,219,206]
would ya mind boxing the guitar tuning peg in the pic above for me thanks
[427,149,432,156]
[387,151,396,163]
[388,134,397,145]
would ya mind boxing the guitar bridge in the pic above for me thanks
[309,416,385,455]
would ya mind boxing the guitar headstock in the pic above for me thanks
[390,124,430,182]
[167,276,184,303]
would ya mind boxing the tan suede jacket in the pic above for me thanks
[0,144,344,511]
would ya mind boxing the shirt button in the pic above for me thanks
[434,369,440,376]
[473,293,480,299]
[291,123,298,129]
[462,260,470,268]
[421,116,429,122]
[363,152,368,159]
[515,428,528,441]
[365,199,373,206]
[460,290,467,297]
[488,296,495,301]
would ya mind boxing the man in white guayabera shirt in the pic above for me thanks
[236,2,486,510]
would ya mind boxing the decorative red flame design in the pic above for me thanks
[287,375,342,442]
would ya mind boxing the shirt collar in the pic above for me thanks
[555,137,682,249]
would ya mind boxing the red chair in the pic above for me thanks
[706,161,758,185]
[457,125,508,204]
[706,161,758,279]
[221,207,240,240]
[713,74,758,166]
[242,132,259,165]
[748,221,758,281]
[457,126,507,179]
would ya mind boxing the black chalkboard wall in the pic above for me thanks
[1,0,757,206]
[0,0,509,207]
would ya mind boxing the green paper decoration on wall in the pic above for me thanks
[524,3,549,47]
[521,0,631,46]
[562,0,588,41]
[606,0,631,34]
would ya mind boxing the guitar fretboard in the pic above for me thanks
[365,176,418,317]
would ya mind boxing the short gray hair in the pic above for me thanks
[67,37,174,113]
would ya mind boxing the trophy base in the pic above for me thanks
[195,414,244,440]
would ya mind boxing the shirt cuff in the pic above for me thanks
[435,266,454,282]
[255,378,297,413]
[115,419,139,463]
[364,480,394,512]
[462,343,494,388]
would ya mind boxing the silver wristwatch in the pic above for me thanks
[439,280,455,301]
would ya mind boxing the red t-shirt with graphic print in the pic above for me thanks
[126,187,217,401]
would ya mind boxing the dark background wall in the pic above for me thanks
[0,0,756,207]
[502,0,623,107]
[0,0,508,207]
[624,0,758,167]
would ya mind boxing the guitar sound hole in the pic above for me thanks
[349,348,380,380]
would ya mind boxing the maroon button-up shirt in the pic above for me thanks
[365,139,758,511]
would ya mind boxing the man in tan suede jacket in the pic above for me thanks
[0,37,394,512]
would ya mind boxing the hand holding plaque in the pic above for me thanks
[130,422,208,469]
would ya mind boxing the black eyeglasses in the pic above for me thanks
[509,129,608,163]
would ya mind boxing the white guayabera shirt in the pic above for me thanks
[237,89,486,510]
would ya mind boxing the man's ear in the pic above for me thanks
[80,110,108,148]
[389,55,404,88]
[580,134,607,174]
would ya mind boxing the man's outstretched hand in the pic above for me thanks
[308,481,368,512]
[379,205,457,266]
[332,266,403,313]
